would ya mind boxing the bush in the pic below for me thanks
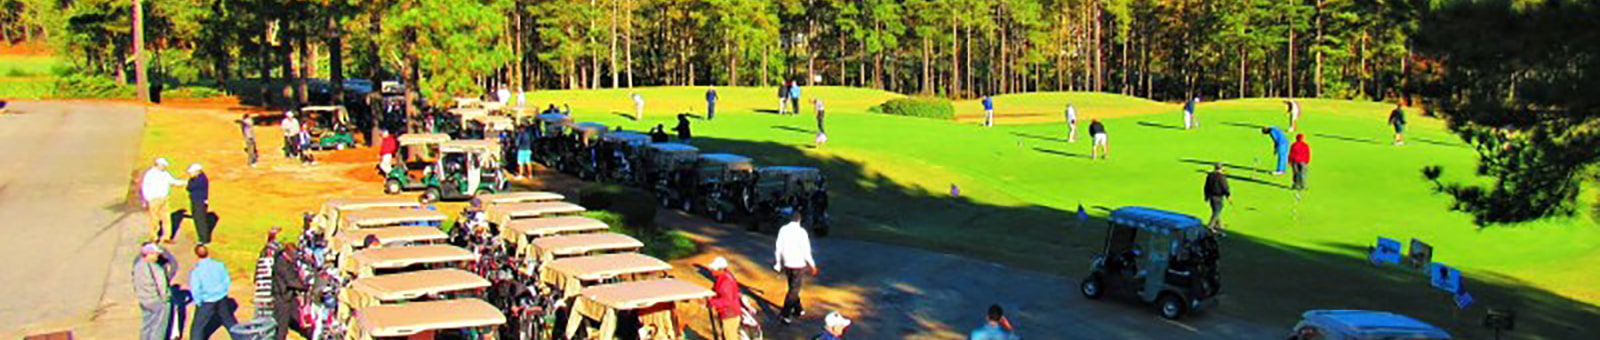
[577,183,658,230]
[52,71,134,98]
[871,97,955,120]
[163,86,227,99]
[584,210,697,260]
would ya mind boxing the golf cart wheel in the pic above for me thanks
[1157,293,1187,320]
[422,188,441,204]
[384,179,402,195]
[1081,275,1104,299]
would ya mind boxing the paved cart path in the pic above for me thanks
[0,102,148,338]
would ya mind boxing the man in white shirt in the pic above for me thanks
[1065,104,1079,142]
[632,93,645,121]
[773,213,818,324]
[141,158,183,243]
[281,110,302,159]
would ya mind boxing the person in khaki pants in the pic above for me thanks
[141,158,183,242]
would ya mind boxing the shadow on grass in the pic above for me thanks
[1180,158,1274,175]
[1137,121,1186,131]
[1309,132,1385,146]
[771,125,814,135]
[1221,121,1270,130]
[1009,131,1069,143]
[1415,137,1469,149]
[1192,169,1290,190]
[1033,147,1092,159]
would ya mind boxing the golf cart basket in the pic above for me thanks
[598,131,652,185]
[693,154,757,222]
[643,143,701,207]
[300,106,357,150]
[1083,207,1221,320]
[750,166,829,234]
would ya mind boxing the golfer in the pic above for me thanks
[1262,126,1289,175]
[707,257,743,340]
[1204,164,1232,232]
[187,163,213,244]
[1065,104,1078,142]
[969,304,1019,340]
[1089,119,1109,159]
[1290,134,1311,191]
[281,110,302,159]
[982,95,995,127]
[134,243,174,340]
[515,129,534,178]
[816,312,852,340]
[141,158,183,243]
[789,82,802,116]
[778,80,791,115]
[632,92,645,121]
[706,86,719,120]
[188,245,236,340]
[773,213,817,324]
[1183,97,1200,129]
[239,114,258,167]
[815,98,829,147]
[1285,100,1302,132]
[1388,104,1406,145]
[674,114,693,144]
[378,130,398,174]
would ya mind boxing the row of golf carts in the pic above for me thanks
[288,192,716,339]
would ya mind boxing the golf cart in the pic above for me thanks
[312,197,425,235]
[455,201,587,262]
[567,122,609,179]
[485,202,588,229]
[383,133,452,195]
[300,105,358,150]
[526,233,644,265]
[746,166,831,235]
[1080,206,1221,320]
[351,298,506,340]
[1287,310,1452,340]
[341,268,492,336]
[562,279,713,340]
[596,132,652,184]
[520,253,672,340]
[499,216,613,273]
[688,154,756,222]
[642,143,700,208]
[478,191,566,206]
[345,244,477,279]
[532,113,573,166]
[404,140,509,202]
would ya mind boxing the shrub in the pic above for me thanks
[163,86,227,99]
[871,97,955,120]
[52,71,133,98]
[577,183,658,230]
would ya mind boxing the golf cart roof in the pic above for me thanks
[300,105,345,113]
[537,113,571,124]
[350,244,475,271]
[357,298,506,338]
[528,233,643,258]
[441,139,501,153]
[453,97,483,108]
[504,216,610,238]
[578,279,713,310]
[487,201,587,223]
[476,116,515,131]
[759,166,821,176]
[601,132,651,146]
[574,122,608,132]
[544,253,671,282]
[700,153,754,169]
[323,197,423,212]
[398,133,452,146]
[478,191,565,204]
[1108,207,1205,235]
[336,226,447,247]
[647,143,698,153]
[1301,310,1452,339]
[341,209,448,228]
[347,268,490,302]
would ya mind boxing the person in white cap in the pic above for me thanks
[815,311,851,339]
[773,213,817,324]
[186,163,213,244]
[707,256,743,340]
[141,158,183,243]
[133,243,175,340]
[281,110,302,159]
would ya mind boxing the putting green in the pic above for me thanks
[524,87,1600,308]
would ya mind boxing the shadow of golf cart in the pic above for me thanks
[1081,207,1221,320]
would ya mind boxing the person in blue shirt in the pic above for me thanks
[982,96,995,127]
[188,245,237,340]
[1261,126,1290,175]
[969,304,1019,340]
[1183,97,1200,129]
[706,86,719,120]
[814,311,851,340]
[789,83,802,116]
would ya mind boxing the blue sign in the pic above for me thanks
[1455,290,1474,310]
[1370,237,1402,265]
[1429,263,1462,294]
[1077,204,1088,224]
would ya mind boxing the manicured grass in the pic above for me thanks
[0,55,59,99]
[523,87,1600,338]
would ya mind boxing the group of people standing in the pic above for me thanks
[134,243,238,340]
[141,158,214,245]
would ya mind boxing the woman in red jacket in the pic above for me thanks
[1289,134,1311,191]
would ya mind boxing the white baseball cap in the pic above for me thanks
[187,163,203,173]
[155,158,169,167]
[708,257,728,270]
[825,311,852,328]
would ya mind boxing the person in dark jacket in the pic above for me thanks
[649,124,670,143]
[706,86,719,120]
[1388,104,1406,145]
[271,244,308,340]
[186,163,213,244]
[674,114,693,144]
[1204,163,1231,232]
[1089,119,1109,159]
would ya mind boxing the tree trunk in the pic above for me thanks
[296,35,310,106]
[1287,16,1296,98]
[922,36,931,95]
[133,0,149,102]
[329,15,344,106]
[609,0,618,88]
[625,0,634,88]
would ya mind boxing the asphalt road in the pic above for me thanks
[0,102,146,337]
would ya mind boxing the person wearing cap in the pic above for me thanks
[134,243,175,340]
[282,110,302,159]
[707,257,743,340]
[186,163,214,244]
[968,304,1019,340]
[815,312,851,339]
[239,114,258,167]
[773,213,817,324]
[188,245,237,340]
[141,158,184,243]
[378,129,398,174]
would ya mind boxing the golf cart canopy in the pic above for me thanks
[1108,206,1207,238]
[340,209,447,230]
[323,197,423,212]
[349,244,475,275]
[470,115,515,131]
[487,201,588,225]
[398,133,452,146]
[504,216,611,239]
[347,268,491,304]
[575,122,608,133]
[441,139,502,153]
[602,131,651,146]
[537,113,571,125]
[699,154,755,170]
[540,253,673,297]
[301,105,346,114]
[1300,310,1452,340]
[335,226,447,250]
[758,166,822,180]
[356,298,506,338]
[528,232,644,261]
[647,142,698,153]
[478,191,565,205]
[450,107,489,119]
[565,278,712,340]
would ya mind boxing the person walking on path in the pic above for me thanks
[707,257,743,340]
[1183,97,1200,130]
[238,114,258,167]
[142,158,184,243]
[632,92,645,121]
[815,312,851,339]
[189,245,237,340]
[1089,119,1109,159]
[378,130,398,174]
[773,213,817,325]
[778,80,791,115]
[135,243,175,340]
[1285,100,1302,132]
[706,86,719,120]
[982,95,995,127]
[187,163,214,245]
[1204,164,1232,232]
[969,304,1019,340]
[1388,104,1406,145]
[1066,104,1078,142]
[1261,126,1290,175]
[1289,134,1311,191]
[674,114,693,144]
[789,82,802,116]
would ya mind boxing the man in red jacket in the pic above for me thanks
[707,257,744,340]
[378,130,399,174]
[1289,134,1311,191]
